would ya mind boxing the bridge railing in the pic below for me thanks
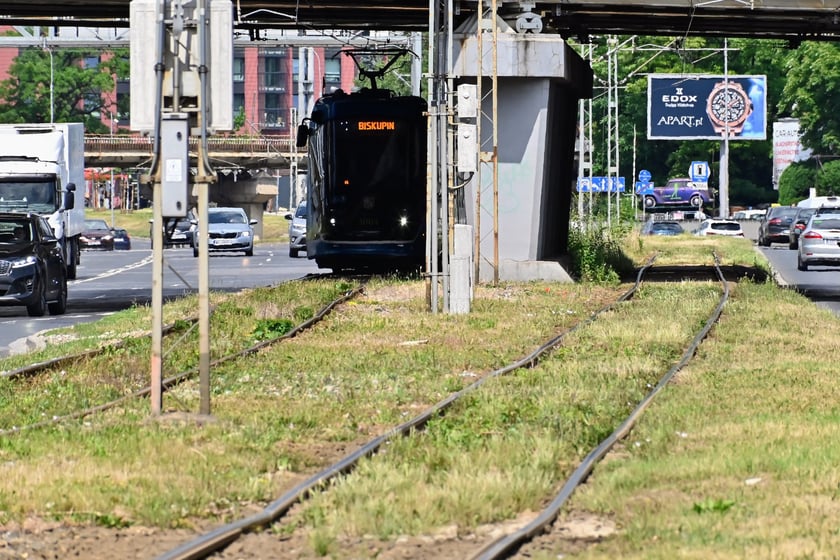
[84,134,295,154]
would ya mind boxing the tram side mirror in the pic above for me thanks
[296,124,309,148]
[63,182,76,210]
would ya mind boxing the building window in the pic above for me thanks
[233,54,245,82]
[263,54,286,92]
[263,93,286,128]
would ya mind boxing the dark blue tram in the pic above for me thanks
[296,57,427,273]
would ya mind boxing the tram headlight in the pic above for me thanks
[329,218,336,226]
[398,215,408,227]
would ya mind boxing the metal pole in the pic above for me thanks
[720,38,730,219]
[109,112,115,227]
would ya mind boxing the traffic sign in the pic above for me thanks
[576,177,592,192]
[635,181,654,195]
[689,161,710,182]
[639,169,651,183]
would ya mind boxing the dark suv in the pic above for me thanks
[758,206,799,246]
[0,212,68,317]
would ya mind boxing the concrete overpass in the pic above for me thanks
[85,134,299,234]
[0,1,838,42]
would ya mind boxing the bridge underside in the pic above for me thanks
[0,1,839,42]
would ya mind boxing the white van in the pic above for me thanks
[796,195,840,209]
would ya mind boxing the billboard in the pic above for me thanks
[648,74,767,140]
[772,118,808,190]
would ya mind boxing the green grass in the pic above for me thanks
[0,233,836,558]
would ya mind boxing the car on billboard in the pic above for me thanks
[642,178,711,210]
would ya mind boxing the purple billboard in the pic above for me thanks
[647,74,767,141]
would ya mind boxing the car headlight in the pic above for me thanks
[102,235,114,241]
[242,231,251,238]
[10,255,38,269]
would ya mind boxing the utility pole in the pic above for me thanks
[130,0,233,416]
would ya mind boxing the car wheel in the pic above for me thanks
[26,281,47,317]
[797,254,808,271]
[193,246,199,258]
[644,196,656,209]
[759,233,770,247]
[789,239,798,250]
[48,274,68,315]
[289,248,299,258]
[689,194,702,208]
[245,245,253,257]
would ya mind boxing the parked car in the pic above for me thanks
[79,218,115,251]
[150,214,196,249]
[0,212,67,317]
[788,207,817,250]
[797,214,840,271]
[285,201,307,257]
[694,219,745,237]
[192,207,257,257]
[111,227,131,250]
[640,220,684,236]
[731,209,766,220]
[758,206,799,246]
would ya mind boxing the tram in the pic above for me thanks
[295,49,427,273]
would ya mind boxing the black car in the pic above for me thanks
[788,207,817,250]
[111,227,132,250]
[758,206,799,247]
[0,212,68,317]
[150,215,196,248]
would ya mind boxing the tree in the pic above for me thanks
[777,160,815,205]
[0,47,129,133]
[778,42,840,156]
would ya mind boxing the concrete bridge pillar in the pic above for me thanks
[453,32,592,282]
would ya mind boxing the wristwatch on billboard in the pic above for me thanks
[706,81,753,136]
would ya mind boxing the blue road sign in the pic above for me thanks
[635,181,654,195]
[576,177,592,192]
[689,161,710,182]
[639,169,651,183]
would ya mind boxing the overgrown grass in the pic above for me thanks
[2,228,832,558]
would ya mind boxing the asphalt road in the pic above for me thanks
[0,243,319,357]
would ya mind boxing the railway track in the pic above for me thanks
[0,274,364,436]
[151,256,731,560]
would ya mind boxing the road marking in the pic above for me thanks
[69,256,152,285]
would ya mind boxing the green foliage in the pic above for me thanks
[815,159,840,196]
[693,498,736,514]
[252,318,295,341]
[0,46,128,132]
[567,223,627,283]
[778,161,815,205]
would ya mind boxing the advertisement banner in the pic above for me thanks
[648,74,767,140]
[772,118,805,190]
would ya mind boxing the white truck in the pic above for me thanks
[0,123,85,279]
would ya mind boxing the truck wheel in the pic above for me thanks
[65,239,78,280]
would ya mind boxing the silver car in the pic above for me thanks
[797,214,840,271]
[192,207,257,257]
[285,201,307,258]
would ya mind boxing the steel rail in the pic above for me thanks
[154,257,658,560]
[473,253,730,560]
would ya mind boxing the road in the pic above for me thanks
[0,244,319,357]
[757,243,840,315]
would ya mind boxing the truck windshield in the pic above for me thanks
[0,180,57,212]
